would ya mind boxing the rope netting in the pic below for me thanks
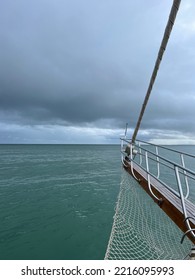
[105,169,193,259]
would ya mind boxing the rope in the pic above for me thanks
[132,0,181,143]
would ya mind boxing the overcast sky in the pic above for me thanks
[0,0,195,144]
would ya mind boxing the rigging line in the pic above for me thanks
[132,0,181,143]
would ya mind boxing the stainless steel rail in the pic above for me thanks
[121,138,195,243]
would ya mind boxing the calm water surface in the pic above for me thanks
[1,144,195,260]
[0,145,121,260]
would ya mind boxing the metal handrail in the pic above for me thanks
[136,138,195,159]
[136,151,195,182]
[180,154,190,199]
[121,138,195,177]
[121,138,195,242]
[145,151,162,202]
[122,150,180,198]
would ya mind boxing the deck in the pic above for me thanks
[121,140,195,245]
[124,160,195,244]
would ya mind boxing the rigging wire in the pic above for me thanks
[132,0,181,143]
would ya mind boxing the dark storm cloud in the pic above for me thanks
[0,0,195,143]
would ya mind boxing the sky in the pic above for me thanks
[0,0,195,144]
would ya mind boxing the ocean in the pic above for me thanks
[0,144,195,260]
[0,144,121,260]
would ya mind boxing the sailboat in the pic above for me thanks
[105,0,195,260]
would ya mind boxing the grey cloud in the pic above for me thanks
[0,0,195,143]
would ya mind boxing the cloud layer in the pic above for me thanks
[0,0,195,143]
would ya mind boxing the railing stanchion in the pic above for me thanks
[139,142,142,165]
[175,166,195,240]
[156,146,160,179]
[145,151,162,202]
[180,154,189,199]
[120,137,195,243]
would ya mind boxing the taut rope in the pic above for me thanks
[132,0,181,143]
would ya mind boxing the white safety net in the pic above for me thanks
[105,169,193,259]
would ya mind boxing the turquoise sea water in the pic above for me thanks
[0,145,121,260]
[0,144,195,260]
